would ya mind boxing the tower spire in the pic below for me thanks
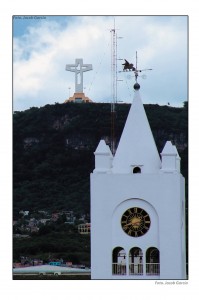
[112,86,161,174]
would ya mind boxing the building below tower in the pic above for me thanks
[64,92,92,103]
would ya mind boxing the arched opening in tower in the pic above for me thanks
[112,247,126,275]
[133,166,141,173]
[146,247,160,275]
[129,247,143,275]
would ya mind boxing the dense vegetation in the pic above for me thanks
[13,222,90,265]
[13,101,188,265]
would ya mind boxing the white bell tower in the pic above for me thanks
[90,82,186,280]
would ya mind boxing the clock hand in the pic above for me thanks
[124,221,141,227]
[132,222,141,226]
[123,222,133,227]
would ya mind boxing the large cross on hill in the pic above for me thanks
[66,58,93,93]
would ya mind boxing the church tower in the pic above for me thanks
[90,82,186,280]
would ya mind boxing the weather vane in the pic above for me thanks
[121,51,152,85]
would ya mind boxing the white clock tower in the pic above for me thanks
[90,82,186,280]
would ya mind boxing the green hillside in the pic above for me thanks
[13,101,188,215]
[13,101,188,266]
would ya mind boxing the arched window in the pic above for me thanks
[129,247,143,275]
[112,247,126,275]
[146,247,160,275]
[133,166,141,173]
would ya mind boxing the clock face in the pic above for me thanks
[121,207,151,237]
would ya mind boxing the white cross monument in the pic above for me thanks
[66,58,93,93]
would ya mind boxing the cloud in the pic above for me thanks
[13,16,187,111]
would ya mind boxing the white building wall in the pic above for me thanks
[91,171,186,279]
[157,174,185,279]
[90,174,113,278]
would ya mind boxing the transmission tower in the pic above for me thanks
[110,22,117,155]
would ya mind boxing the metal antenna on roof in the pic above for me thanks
[110,19,119,155]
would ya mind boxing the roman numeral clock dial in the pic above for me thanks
[121,207,151,237]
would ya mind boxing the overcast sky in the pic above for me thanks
[13,15,188,111]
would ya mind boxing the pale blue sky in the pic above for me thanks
[13,15,188,111]
[13,15,72,36]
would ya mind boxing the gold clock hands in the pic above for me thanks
[132,221,142,226]
[124,220,142,227]
[124,222,134,227]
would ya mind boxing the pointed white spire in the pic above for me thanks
[94,140,113,173]
[161,141,181,172]
[161,141,176,155]
[112,89,161,173]
[94,140,112,155]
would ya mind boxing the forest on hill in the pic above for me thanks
[13,101,188,214]
[13,101,188,265]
